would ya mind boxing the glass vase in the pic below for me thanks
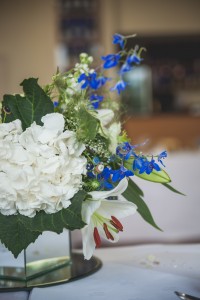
[0,230,102,291]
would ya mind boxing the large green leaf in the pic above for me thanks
[0,190,87,258]
[76,105,99,141]
[1,78,54,130]
[127,178,144,196]
[20,190,87,233]
[123,179,162,231]
[124,158,171,183]
[0,214,41,258]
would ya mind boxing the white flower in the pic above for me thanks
[96,109,114,126]
[81,178,137,260]
[0,119,22,139]
[0,172,17,215]
[66,78,82,96]
[106,122,121,154]
[0,113,87,217]
[39,113,65,144]
[96,109,121,154]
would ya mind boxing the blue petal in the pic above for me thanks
[78,73,86,83]
[113,33,125,49]
[101,54,121,69]
[127,54,142,65]
[112,172,121,182]
[53,101,59,107]
[103,181,113,189]
[81,81,88,89]
[125,170,134,177]
[153,162,161,171]
[120,63,132,74]
[111,80,127,94]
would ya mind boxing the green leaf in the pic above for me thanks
[1,78,54,130]
[124,158,171,183]
[0,191,87,258]
[20,190,87,233]
[162,183,185,196]
[123,179,162,231]
[127,179,144,196]
[0,214,41,258]
[76,105,99,141]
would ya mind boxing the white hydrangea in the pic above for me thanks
[0,113,87,217]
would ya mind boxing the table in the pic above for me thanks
[1,243,200,300]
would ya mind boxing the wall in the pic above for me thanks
[117,0,200,35]
[1,0,200,99]
[100,0,200,53]
[0,0,57,99]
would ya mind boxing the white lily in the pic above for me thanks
[81,178,137,260]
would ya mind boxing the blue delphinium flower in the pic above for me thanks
[88,167,113,190]
[119,63,132,74]
[100,167,113,189]
[132,155,145,171]
[113,33,125,49]
[116,142,133,160]
[110,80,127,94]
[157,150,167,167]
[139,157,161,175]
[100,169,113,189]
[89,94,103,109]
[101,54,121,69]
[96,75,110,88]
[78,72,99,89]
[127,53,142,65]
[112,165,133,182]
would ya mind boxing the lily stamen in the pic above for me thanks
[110,216,123,231]
[93,227,101,248]
[103,223,114,241]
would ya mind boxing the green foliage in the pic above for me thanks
[76,105,100,141]
[123,179,162,231]
[162,183,185,196]
[21,190,87,232]
[134,169,171,183]
[0,190,87,258]
[0,214,41,258]
[124,158,171,183]
[1,78,54,130]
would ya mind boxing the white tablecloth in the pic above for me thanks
[1,243,199,300]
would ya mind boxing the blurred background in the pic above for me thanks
[0,0,200,247]
[1,0,200,150]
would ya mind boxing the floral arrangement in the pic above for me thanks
[0,34,181,260]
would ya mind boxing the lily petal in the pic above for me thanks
[81,198,101,224]
[81,219,96,260]
[97,199,137,219]
[89,178,128,200]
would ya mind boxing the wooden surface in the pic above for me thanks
[123,115,200,150]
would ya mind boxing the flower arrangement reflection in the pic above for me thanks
[0,34,180,260]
